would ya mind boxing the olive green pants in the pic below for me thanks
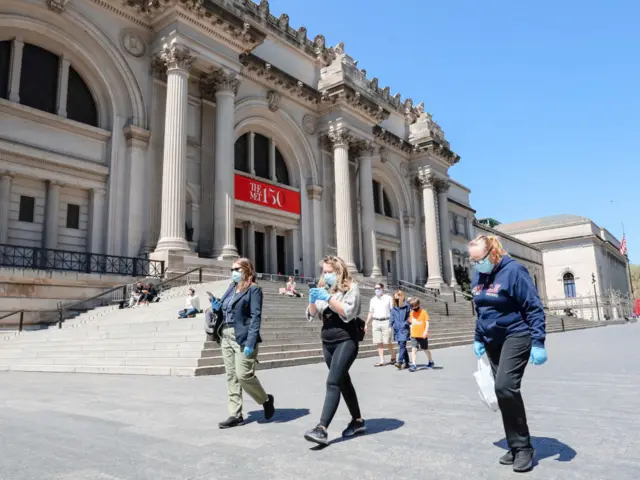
[221,327,268,418]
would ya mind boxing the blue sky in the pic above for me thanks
[270,0,639,262]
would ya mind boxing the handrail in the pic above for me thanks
[156,267,204,290]
[0,310,26,332]
[398,280,450,316]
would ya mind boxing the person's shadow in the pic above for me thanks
[245,408,310,425]
[494,437,577,466]
[311,418,405,450]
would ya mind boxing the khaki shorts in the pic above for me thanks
[372,319,393,345]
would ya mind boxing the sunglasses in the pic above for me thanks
[470,248,493,266]
[230,267,242,272]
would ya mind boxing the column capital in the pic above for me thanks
[352,140,375,158]
[124,125,151,148]
[202,68,241,98]
[306,184,323,200]
[47,180,64,188]
[243,220,255,227]
[91,187,107,196]
[47,0,71,13]
[403,215,416,228]
[436,178,451,193]
[416,169,437,190]
[160,39,195,73]
[327,122,352,148]
[0,171,14,179]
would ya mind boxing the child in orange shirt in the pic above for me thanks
[408,298,434,372]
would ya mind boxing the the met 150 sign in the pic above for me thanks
[235,174,301,215]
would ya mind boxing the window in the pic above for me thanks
[0,40,10,99]
[372,180,382,215]
[253,133,270,179]
[234,133,249,173]
[382,190,393,217]
[66,204,80,229]
[67,67,97,127]
[233,132,291,186]
[275,149,289,186]
[372,180,394,218]
[449,212,456,234]
[20,43,59,114]
[563,272,576,298]
[18,195,35,223]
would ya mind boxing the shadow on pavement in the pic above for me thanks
[246,408,310,425]
[494,437,578,465]
[309,418,405,451]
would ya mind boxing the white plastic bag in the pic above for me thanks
[473,356,499,412]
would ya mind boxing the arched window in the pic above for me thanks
[563,272,576,298]
[372,180,394,218]
[0,40,10,99]
[67,67,98,127]
[233,132,291,186]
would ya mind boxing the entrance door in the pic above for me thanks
[255,231,266,273]
[235,228,243,257]
[276,235,285,275]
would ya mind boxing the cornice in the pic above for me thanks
[320,84,390,125]
[89,0,153,29]
[372,125,413,155]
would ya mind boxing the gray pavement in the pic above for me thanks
[1,323,639,480]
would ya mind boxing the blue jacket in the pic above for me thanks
[390,302,411,342]
[472,256,546,348]
[218,283,263,349]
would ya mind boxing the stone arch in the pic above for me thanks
[372,163,411,220]
[234,97,319,188]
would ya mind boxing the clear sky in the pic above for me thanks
[269,0,639,262]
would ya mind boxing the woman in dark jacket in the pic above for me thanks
[390,290,411,370]
[469,235,547,473]
[212,257,276,429]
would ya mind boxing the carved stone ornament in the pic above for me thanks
[302,114,318,135]
[121,30,147,58]
[437,179,451,193]
[47,0,71,12]
[204,68,241,95]
[160,39,195,72]
[416,170,437,190]
[379,146,388,163]
[267,90,281,112]
[359,141,375,157]
[327,124,352,147]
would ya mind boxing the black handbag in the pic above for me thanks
[355,317,366,342]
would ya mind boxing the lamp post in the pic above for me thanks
[592,273,601,321]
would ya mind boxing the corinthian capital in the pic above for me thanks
[160,39,195,72]
[437,179,451,193]
[202,68,241,96]
[416,169,437,190]
[327,123,352,147]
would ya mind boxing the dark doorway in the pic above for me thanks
[235,228,243,257]
[277,235,285,275]
[255,231,265,273]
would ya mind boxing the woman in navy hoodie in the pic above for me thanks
[469,235,547,474]
[390,290,411,370]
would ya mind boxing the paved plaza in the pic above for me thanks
[1,323,639,480]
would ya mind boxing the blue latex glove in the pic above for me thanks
[243,346,254,358]
[211,298,222,310]
[529,346,547,365]
[313,287,331,302]
[473,341,486,358]
[308,289,319,304]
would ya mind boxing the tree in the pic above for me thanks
[630,264,640,298]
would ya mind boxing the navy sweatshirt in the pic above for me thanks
[471,256,546,348]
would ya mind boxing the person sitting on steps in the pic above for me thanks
[178,288,200,318]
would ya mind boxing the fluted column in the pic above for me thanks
[8,39,24,103]
[155,39,194,253]
[210,69,241,260]
[88,188,106,254]
[437,180,458,287]
[267,225,278,273]
[56,57,71,117]
[307,185,324,275]
[269,139,277,181]
[418,169,444,289]
[248,132,256,175]
[0,173,13,244]
[244,221,256,264]
[198,98,215,257]
[44,181,61,250]
[358,142,382,277]
[328,121,357,272]
[125,125,151,257]
[404,215,417,283]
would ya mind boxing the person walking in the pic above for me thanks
[303,255,366,446]
[408,298,434,372]
[469,235,547,473]
[365,283,396,366]
[390,290,411,370]
[213,258,276,429]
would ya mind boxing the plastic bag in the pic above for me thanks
[473,356,499,412]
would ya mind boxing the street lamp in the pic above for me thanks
[592,273,601,321]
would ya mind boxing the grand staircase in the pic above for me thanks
[0,276,611,376]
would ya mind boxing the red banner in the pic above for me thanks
[234,175,301,215]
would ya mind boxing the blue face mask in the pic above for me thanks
[375,289,383,297]
[323,272,337,287]
[231,271,243,284]
[473,259,494,275]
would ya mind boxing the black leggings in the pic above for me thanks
[319,339,361,428]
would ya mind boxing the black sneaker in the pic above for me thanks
[394,363,402,370]
[263,394,275,420]
[342,419,367,438]
[304,425,328,445]
[499,449,515,465]
[513,447,535,473]
[218,416,243,429]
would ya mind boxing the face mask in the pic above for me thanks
[412,307,420,312]
[323,272,337,287]
[231,271,243,284]
[375,289,383,297]
[474,259,494,275]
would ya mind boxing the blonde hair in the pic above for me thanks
[468,235,507,264]
[234,257,257,292]
[317,255,353,294]
[393,290,405,307]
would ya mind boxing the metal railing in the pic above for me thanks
[398,280,450,316]
[0,243,165,277]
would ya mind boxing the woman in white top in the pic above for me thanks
[303,255,366,446]
[178,288,200,318]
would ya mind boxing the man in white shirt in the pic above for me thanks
[365,283,396,366]
[178,288,200,318]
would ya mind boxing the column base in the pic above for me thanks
[215,244,239,261]
[154,237,190,253]
[346,262,358,275]
[370,267,383,278]
[425,276,446,291]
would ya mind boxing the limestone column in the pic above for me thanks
[358,142,382,277]
[125,125,151,257]
[267,225,278,273]
[154,40,194,253]
[437,180,458,287]
[8,38,24,103]
[88,188,106,254]
[306,185,324,275]
[198,98,215,257]
[44,181,61,250]
[211,69,241,260]
[417,170,444,289]
[328,121,356,273]
[0,173,13,244]
[244,221,256,264]
[191,203,200,246]
[269,139,277,181]
[404,215,417,284]
[56,57,71,118]
[291,227,302,276]
[248,132,256,175]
